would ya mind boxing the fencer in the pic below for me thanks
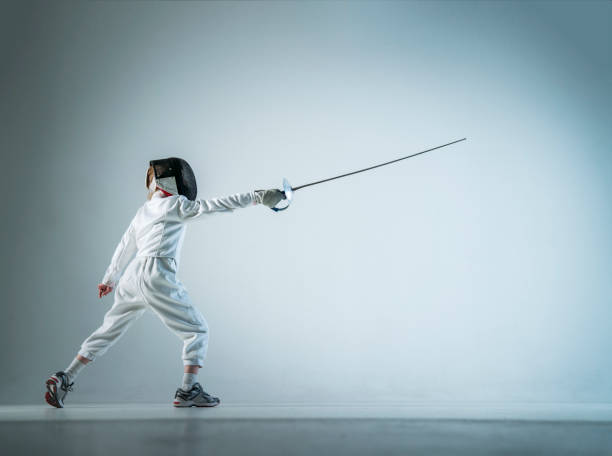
[45,157,285,408]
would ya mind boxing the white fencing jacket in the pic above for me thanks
[102,190,261,287]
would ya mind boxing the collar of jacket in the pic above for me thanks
[151,189,172,199]
[157,187,173,197]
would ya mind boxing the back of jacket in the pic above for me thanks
[101,189,259,287]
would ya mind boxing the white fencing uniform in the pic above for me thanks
[78,190,261,366]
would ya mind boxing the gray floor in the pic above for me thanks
[2,418,612,455]
[2,405,612,455]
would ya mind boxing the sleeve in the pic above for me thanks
[177,191,262,220]
[101,216,138,288]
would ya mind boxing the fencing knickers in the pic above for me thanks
[79,257,208,366]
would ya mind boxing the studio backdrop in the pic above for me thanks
[1,0,611,405]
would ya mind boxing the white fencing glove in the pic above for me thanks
[255,189,286,208]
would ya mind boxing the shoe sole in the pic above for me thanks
[45,378,63,408]
[173,400,220,408]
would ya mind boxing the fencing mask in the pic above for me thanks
[149,157,198,201]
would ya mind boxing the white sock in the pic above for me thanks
[64,358,87,382]
[182,373,197,390]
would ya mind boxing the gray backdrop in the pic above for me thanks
[1,1,611,405]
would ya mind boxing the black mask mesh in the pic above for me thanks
[149,157,198,201]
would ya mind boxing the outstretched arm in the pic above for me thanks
[177,189,285,219]
[177,191,259,219]
[178,189,285,219]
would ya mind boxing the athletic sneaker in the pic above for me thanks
[173,382,220,408]
[45,371,73,408]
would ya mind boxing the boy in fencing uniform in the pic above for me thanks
[45,158,284,408]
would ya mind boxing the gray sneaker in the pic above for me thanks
[45,371,73,408]
[173,382,220,408]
